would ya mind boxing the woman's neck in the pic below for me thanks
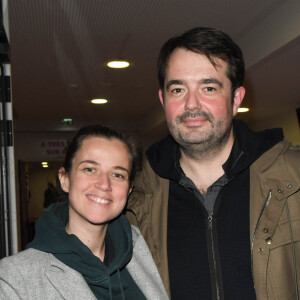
[66,217,108,261]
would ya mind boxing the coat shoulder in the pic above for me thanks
[0,248,50,275]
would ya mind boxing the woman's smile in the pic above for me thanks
[86,193,112,204]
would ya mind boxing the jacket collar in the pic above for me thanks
[45,254,97,300]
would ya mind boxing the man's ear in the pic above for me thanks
[159,89,164,107]
[232,86,245,116]
[58,167,70,193]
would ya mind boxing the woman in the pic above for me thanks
[0,125,168,299]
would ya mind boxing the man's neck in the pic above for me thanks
[179,131,234,193]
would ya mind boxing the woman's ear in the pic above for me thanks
[128,182,134,195]
[58,167,70,193]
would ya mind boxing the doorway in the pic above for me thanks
[18,160,63,249]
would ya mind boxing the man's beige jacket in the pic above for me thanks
[126,140,300,300]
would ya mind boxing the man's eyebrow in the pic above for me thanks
[200,78,223,87]
[165,80,184,90]
[165,78,223,90]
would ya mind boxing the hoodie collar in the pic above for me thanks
[146,119,284,180]
[27,202,132,283]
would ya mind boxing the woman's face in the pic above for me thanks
[59,136,132,227]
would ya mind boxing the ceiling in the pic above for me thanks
[5,0,300,144]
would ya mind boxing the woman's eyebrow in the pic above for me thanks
[78,160,99,166]
[77,161,129,174]
[113,166,129,174]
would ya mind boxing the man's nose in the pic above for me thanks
[184,90,202,111]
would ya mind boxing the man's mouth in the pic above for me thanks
[177,111,213,125]
[183,117,207,126]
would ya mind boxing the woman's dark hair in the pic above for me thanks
[63,125,140,184]
[157,27,245,98]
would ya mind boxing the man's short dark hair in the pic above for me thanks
[157,27,245,95]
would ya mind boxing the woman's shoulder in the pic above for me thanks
[1,248,48,261]
[129,225,169,299]
[0,248,50,274]
[130,225,158,267]
[130,224,141,244]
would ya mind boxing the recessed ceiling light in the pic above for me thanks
[107,60,130,68]
[238,107,249,113]
[91,99,108,104]
[41,162,48,165]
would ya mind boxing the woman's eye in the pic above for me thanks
[112,173,125,180]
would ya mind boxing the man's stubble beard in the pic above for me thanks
[167,110,233,160]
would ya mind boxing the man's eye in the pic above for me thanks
[171,88,183,94]
[84,167,95,173]
[204,87,216,92]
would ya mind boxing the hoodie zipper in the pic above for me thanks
[180,183,224,300]
[208,214,221,300]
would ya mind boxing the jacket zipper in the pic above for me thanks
[251,190,272,266]
[208,214,221,300]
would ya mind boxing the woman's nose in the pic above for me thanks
[94,173,112,191]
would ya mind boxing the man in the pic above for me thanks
[126,27,300,300]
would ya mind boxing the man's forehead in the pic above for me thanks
[165,49,229,81]
[168,48,227,68]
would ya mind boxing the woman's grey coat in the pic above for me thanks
[0,226,168,300]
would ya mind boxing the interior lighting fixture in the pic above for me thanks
[42,162,48,168]
[91,98,108,104]
[238,107,249,113]
[107,60,130,68]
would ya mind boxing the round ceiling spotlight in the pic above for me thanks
[107,60,130,68]
[91,98,108,104]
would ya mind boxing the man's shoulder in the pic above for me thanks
[133,157,169,191]
[281,141,300,175]
[264,139,299,160]
[252,140,300,174]
[283,142,300,157]
[126,155,169,219]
